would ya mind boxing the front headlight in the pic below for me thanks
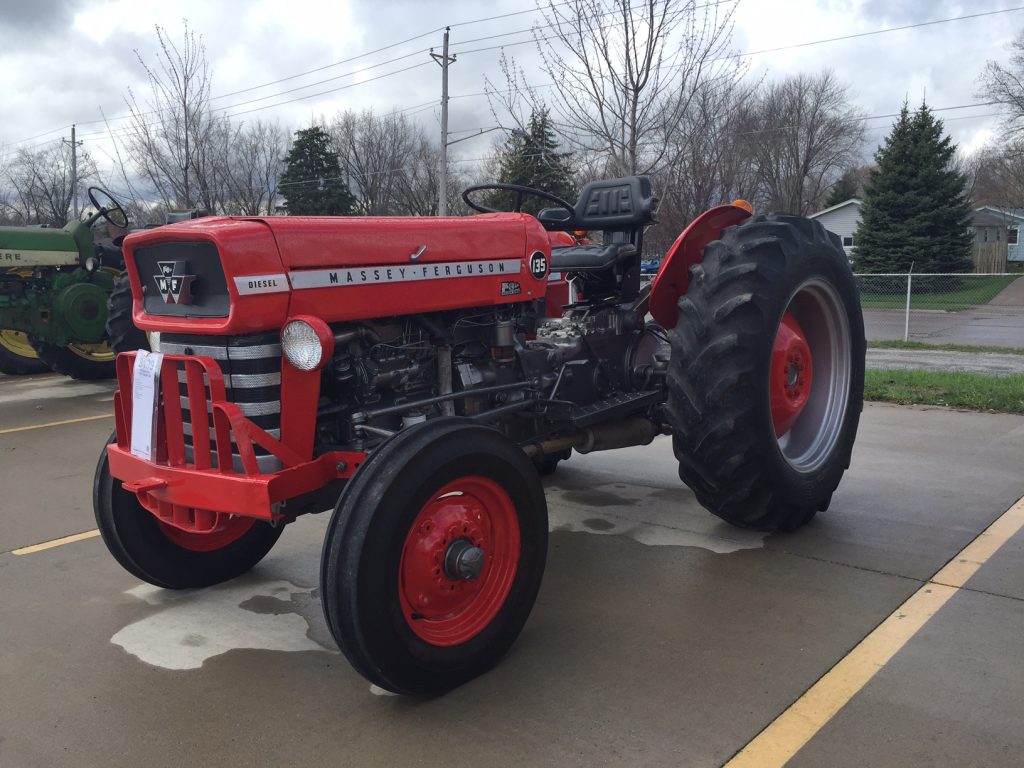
[281,316,334,371]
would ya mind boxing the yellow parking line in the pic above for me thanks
[0,413,111,435]
[726,495,1024,768]
[12,529,101,555]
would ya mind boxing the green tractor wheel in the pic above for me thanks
[0,329,50,376]
[30,338,116,380]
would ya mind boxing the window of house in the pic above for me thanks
[842,235,854,247]
[1009,228,1019,245]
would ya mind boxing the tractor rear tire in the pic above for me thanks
[321,417,548,696]
[105,274,149,354]
[30,338,116,380]
[666,214,865,531]
[0,330,49,375]
[94,435,284,589]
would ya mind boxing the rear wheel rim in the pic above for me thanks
[0,330,39,359]
[66,341,116,362]
[399,475,520,647]
[771,277,852,472]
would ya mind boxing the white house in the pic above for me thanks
[808,198,862,259]
[809,198,1024,268]
[971,206,1024,263]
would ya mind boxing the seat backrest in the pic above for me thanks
[540,177,659,303]
[538,176,658,232]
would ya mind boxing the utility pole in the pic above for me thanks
[431,28,456,216]
[63,124,83,221]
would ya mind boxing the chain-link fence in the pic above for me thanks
[855,273,1024,349]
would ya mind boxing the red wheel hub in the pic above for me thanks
[399,476,520,647]
[770,311,814,437]
[158,516,255,552]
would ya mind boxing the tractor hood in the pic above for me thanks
[255,214,543,269]
[0,226,81,267]
[121,213,553,335]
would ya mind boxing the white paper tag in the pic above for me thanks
[130,350,164,461]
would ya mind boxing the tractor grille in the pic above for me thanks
[159,332,282,473]
[133,240,230,318]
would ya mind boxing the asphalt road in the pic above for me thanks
[2,373,1024,767]
[865,306,1024,348]
[866,347,1024,376]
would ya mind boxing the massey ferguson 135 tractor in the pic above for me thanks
[93,176,865,695]
[0,187,144,378]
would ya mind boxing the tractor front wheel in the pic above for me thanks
[320,417,548,696]
[0,330,49,375]
[93,437,284,588]
[666,214,865,531]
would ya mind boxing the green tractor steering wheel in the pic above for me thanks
[87,187,129,229]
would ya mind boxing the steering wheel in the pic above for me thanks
[462,183,575,227]
[87,187,129,229]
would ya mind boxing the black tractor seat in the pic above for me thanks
[550,241,637,272]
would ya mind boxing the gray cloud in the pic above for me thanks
[0,0,85,33]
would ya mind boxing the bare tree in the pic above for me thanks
[966,140,1024,207]
[651,76,761,251]
[221,120,287,215]
[394,135,445,216]
[488,0,740,176]
[980,30,1024,136]
[123,23,226,212]
[743,71,866,215]
[331,109,453,215]
[331,110,415,214]
[3,141,97,226]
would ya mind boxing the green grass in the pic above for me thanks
[865,369,1024,413]
[857,275,1018,311]
[868,340,1024,356]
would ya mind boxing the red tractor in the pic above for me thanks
[93,177,864,695]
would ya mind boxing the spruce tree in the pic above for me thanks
[907,105,974,274]
[488,110,576,215]
[823,169,861,208]
[279,127,356,215]
[854,103,973,275]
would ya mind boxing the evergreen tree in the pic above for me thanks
[279,126,355,215]
[823,169,860,208]
[854,103,973,275]
[488,110,576,215]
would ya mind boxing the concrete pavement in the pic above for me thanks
[1,375,1023,767]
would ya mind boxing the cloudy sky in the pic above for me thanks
[1,0,1021,183]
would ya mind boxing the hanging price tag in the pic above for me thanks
[130,350,164,461]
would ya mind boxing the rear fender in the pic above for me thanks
[649,204,752,329]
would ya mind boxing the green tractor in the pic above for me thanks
[0,187,145,379]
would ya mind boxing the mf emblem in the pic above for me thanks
[155,261,196,305]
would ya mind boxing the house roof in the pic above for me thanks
[809,198,862,219]
[972,206,1024,227]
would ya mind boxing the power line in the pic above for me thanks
[4,1,569,146]
[9,3,1023,153]
[224,61,435,119]
[736,6,1024,60]
[8,0,736,147]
